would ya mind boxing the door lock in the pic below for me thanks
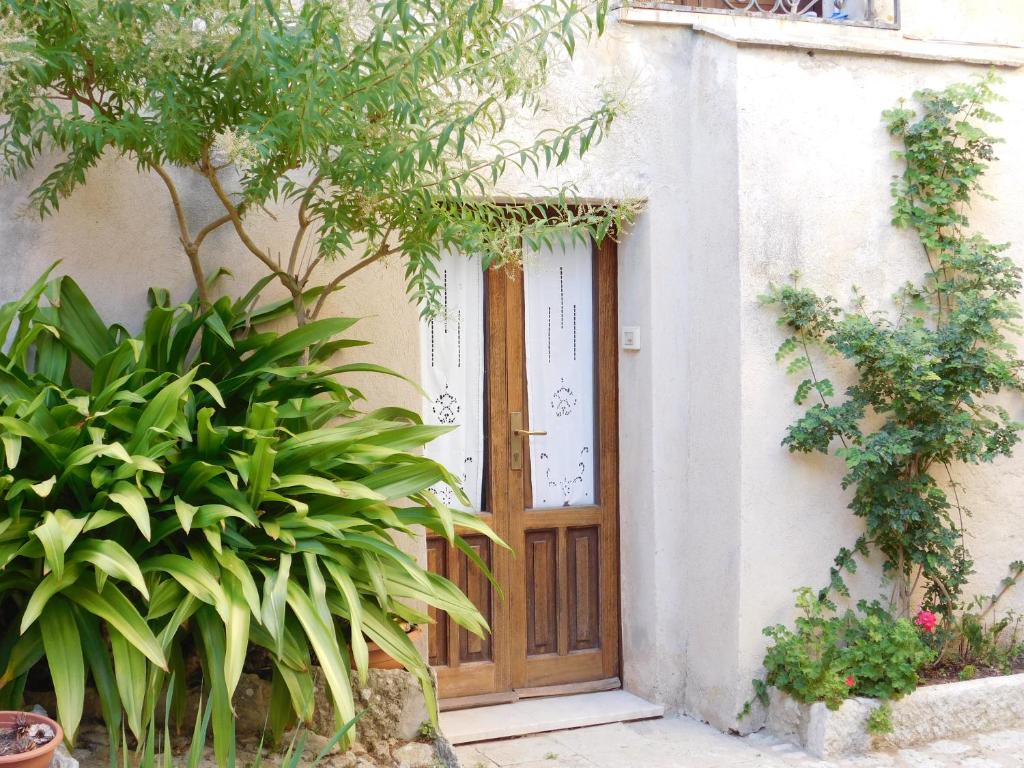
[510,411,546,470]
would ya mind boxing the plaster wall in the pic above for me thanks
[899,0,1024,46]
[733,46,1024,729]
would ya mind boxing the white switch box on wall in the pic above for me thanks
[621,326,641,351]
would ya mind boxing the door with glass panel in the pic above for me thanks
[422,236,620,704]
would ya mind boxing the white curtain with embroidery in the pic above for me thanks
[420,249,485,511]
[524,236,596,508]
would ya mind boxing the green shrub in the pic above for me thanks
[0,269,498,764]
[866,701,893,736]
[932,568,1024,675]
[758,589,933,711]
[840,604,934,701]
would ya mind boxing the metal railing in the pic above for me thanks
[647,0,899,25]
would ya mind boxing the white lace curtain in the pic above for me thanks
[420,250,485,511]
[420,239,596,510]
[523,237,596,508]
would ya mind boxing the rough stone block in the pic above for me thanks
[392,741,438,768]
[766,673,1024,757]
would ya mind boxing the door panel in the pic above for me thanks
[525,529,559,656]
[456,535,494,664]
[428,237,619,703]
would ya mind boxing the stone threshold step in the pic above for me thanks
[440,690,665,745]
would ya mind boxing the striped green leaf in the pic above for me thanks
[40,596,85,743]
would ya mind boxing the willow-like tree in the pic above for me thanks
[0,0,633,319]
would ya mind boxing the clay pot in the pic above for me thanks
[363,628,423,670]
[0,712,63,768]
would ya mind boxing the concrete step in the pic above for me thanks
[440,690,665,745]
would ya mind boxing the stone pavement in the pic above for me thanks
[454,717,1024,768]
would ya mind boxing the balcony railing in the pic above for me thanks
[645,0,899,26]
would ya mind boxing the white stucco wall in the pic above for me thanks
[734,46,1024,728]
[1,0,1023,739]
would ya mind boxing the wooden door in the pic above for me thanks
[428,237,620,706]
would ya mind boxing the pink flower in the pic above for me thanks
[914,610,938,633]
[845,675,856,688]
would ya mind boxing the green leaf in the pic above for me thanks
[110,627,148,741]
[194,607,236,768]
[40,596,85,743]
[2,434,21,469]
[67,539,149,599]
[127,369,197,453]
[141,555,226,618]
[174,496,198,535]
[0,262,57,343]
[261,554,291,658]
[323,560,369,683]
[223,573,251,698]
[75,609,123,741]
[188,691,213,768]
[33,510,86,581]
[31,475,57,497]
[0,626,42,688]
[214,549,261,619]
[232,318,358,378]
[109,481,151,540]
[63,582,167,670]
[21,564,83,632]
[56,277,115,366]
[286,582,356,730]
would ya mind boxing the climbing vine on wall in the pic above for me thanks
[763,74,1024,621]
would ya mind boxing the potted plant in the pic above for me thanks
[364,625,425,671]
[0,713,63,768]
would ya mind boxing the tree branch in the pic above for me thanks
[310,235,396,320]
[193,214,233,251]
[151,163,210,308]
[201,146,288,282]
[287,177,323,277]
[151,163,192,244]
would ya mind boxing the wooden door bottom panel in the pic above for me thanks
[521,648,606,688]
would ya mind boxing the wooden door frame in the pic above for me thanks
[433,236,622,705]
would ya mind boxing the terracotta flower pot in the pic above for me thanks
[360,628,423,670]
[0,712,63,768]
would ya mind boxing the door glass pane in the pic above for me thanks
[523,236,596,507]
[421,249,486,511]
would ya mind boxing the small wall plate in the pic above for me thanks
[621,326,641,351]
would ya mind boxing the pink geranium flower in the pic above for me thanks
[845,675,856,688]
[914,610,938,633]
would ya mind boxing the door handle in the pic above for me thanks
[510,411,545,470]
